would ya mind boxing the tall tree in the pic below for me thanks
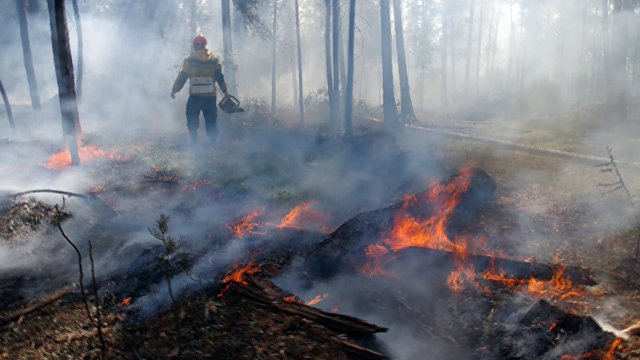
[392,0,416,123]
[47,0,81,165]
[294,0,304,125]
[324,0,335,126]
[71,0,83,100]
[271,0,278,114]
[222,0,237,95]
[464,0,475,92]
[190,0,198,38]
[474,0,484,91]
[344,0,356,136]
[16,0,41,110]
[380,0,398,131]
[441,3,448,107]
[0,77,15,130]
[26,0,39,13]
[332,0,341,127]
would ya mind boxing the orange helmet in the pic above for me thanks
[193,35,207,46]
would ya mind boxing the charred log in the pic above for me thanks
[305,168,497,279]
[395,247,596,286]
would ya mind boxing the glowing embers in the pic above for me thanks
[277,201,331,233]
[227,208,267,238]
[282,293,329,306]
[44,145,117,169]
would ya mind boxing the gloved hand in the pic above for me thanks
[170,91,176,99]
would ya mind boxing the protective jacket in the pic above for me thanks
[172,49,227,97]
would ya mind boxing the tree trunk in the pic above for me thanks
[475,0,484,92]
[488,8,500,87]
[380,0,398,131]
[26,0,39,13]
[332,0,341,128]
[16,0,41,110]
[449,13,456,95]
[507,0,514,94]
[337,18,348,98]
[190,0,198,38]
[465,0,475,93]
[71,0,83,101]
[324,0,335,126]
[601,0,610,92]
[441,4,448,108]
[294,0,304,125]
[222,0,237,95]
[0,77,15,130]
[271,0,278,114]
[344,0,356,137]
[392,0,415,123]
[47,0,80,166]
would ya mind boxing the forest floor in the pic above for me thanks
[1,110,640,359]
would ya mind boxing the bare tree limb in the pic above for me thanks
[54,203,94,327]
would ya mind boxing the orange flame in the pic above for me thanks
[306,293,330,306]
[604,338,623,360]
[227,209,266,238]
[481,258,527,290]
[361,244,396,277]
[362,166,476,278]
[222,263,262,286]
[117,297,132,307]
[277,201,331,233]
[560,353,597,360]
[44,145,116,169]
[360,165,586,302]
[527,266,585,301]
[283,295,302,304]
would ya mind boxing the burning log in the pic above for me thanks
[304,167,595,288]
[395,247,595,286]
[305,167,497,279]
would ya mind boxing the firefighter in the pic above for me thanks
[171,35,229,145]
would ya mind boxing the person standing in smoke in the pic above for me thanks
[171,35,229,145]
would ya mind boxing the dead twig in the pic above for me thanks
[598,147,640,262]
[55,201,95,327]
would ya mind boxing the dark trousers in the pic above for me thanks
[186,95,217,143]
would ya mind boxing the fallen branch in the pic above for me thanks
[228,280,387,335]
[0,285,73,325]
[10,189,92,200]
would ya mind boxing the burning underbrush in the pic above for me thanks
[2,126,640,359]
